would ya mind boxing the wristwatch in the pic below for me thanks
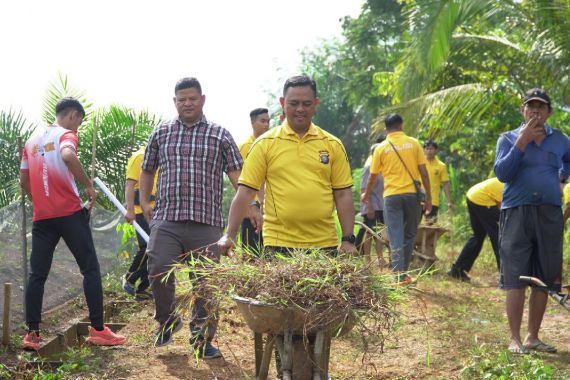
[341,234,356,244]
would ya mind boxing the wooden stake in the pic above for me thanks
[2,283,12,346]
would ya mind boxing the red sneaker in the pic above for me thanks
[86,326,126,346]
[22,331,41,351]
[398,274,417,286]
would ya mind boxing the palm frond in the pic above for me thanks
[78,105,160,207]
[42,73,92,124]
[372,83,512,138]
[0,109,35,207]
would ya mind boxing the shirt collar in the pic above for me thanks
[282,121,318,137]
[177,114,207,128]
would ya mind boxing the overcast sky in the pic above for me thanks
[0,0,364,142]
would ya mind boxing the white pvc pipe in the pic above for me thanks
[93,177,150,243]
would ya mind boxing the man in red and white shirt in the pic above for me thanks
[20,97,125,350]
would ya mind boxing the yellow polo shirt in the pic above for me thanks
[370,131,426,197]
[239,135,260,203]
[239,135,256,159]
[126,149,158,214]
[239,122,353,248]
[466,177,503,207]
[425,157,449,207]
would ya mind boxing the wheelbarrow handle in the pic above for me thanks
[519,276,547,287]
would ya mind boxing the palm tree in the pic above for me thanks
[373,0,570,137]
[0,110,34,207]
[41,74,161,206]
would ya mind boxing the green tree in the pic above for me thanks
[299,0,405,168]
[372,0,570,196]
[0,110,33,207]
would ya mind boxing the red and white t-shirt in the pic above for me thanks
[20,125,82,221]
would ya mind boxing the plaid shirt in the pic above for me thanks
[142,115,242,226]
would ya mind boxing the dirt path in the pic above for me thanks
[90,275,570,379]
[1,266,568,379]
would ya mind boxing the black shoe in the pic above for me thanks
[135,289,153,301]
[447,266,471,282]
[153,317,183,347]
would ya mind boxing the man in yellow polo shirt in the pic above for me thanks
[122,148,157,300]
[238,108,269,256]
[218,75,356,254]
[363,114,431,285]
[448,177,504,281]
[423,139,453,221]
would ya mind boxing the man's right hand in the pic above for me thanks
[361,192,369,206]
[85,186,98,210]
[217,234,235,257]
[515,116,542,150]
[141,202,152,223]
[125,209,136,223]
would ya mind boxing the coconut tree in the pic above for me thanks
[373,0,570,137]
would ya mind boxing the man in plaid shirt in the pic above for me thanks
[139,77,248,359]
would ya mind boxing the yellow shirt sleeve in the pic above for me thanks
[416,141,427,166]
[331,141,353,189]
[440,161,449,182]
[238,140,266,190]
[126,153,143,182]
[370,144,383,175]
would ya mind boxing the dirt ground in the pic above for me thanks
[3,269,567,380]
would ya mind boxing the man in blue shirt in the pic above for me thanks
[494,88,570,354]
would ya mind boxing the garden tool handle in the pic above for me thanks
[519,276,547,287]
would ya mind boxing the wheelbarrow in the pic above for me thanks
[233,295,357,380]
[519,276,570,312]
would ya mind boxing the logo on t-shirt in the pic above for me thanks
[319,150,330,164]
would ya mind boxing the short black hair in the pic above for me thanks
[55,97,85,118]
[283,75,317,97]
[375,135,386,144]
[250,108,269,122]
[423,139,438,149]
[175,77,202,95]
[384,114,403,130]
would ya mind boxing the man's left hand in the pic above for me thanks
[339,241,357,255]
[248,204,263,233]
[423,199,432,215]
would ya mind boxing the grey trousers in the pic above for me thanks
[147,220,222,343]
[384,193,422,272]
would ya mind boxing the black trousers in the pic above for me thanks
[240,217,263,257]
[125,213,150,292]
[26,208,103,330]
[454,198,500,271]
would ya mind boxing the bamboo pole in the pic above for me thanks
[18,136,27,317]
[2,283,12,346]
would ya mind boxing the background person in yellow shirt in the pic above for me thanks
[448,177,504,281]
[423,139,453,221]
[363,114,431,285]
[238,108,270,255]
[563,183,570,222]
[122,148,157,300]
[218,75,357,255]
